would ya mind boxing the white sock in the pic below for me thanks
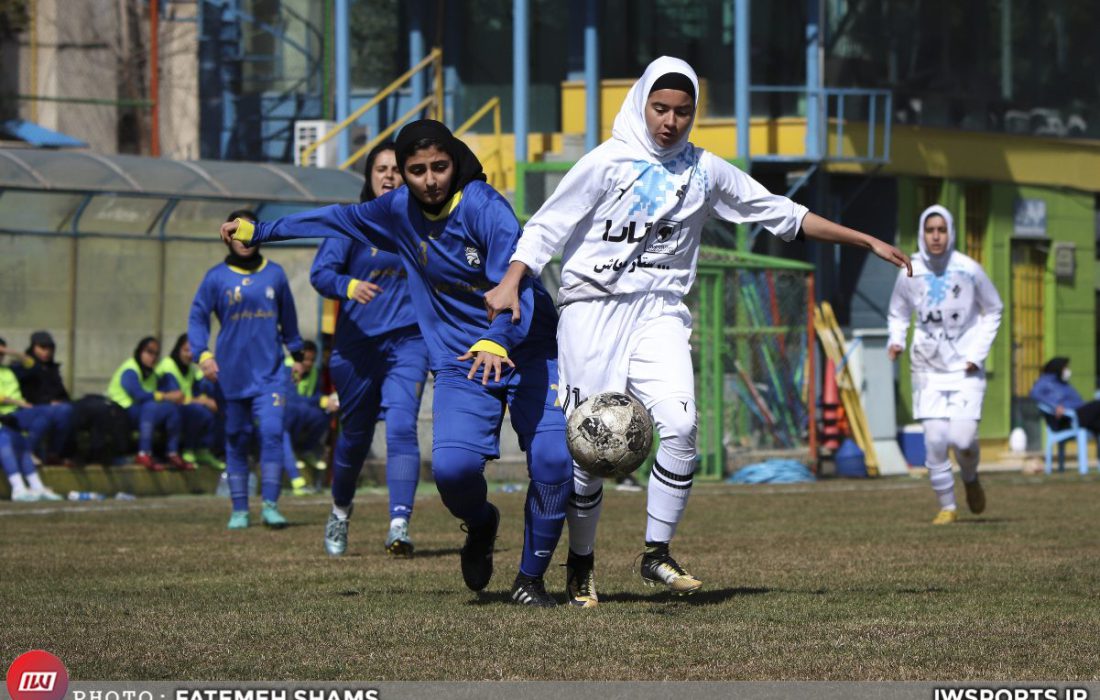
[8,474,27,492]
[333,504,352,520]
[25,472,45,491]
[645,448,696,542]
[566,467,603,556]
[389,516,407,528]
[927,461,957,510]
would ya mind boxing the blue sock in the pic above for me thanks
[520,479,570,577]
[331,429,370,507]
[227,468,250,512]
[387,452,420,521]
[260,461,281,503]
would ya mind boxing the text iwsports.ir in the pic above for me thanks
[934,689,1089,700]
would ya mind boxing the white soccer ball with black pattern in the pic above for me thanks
[565,392,654,478]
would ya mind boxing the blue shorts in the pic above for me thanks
[329,326,428,430]
[431,351,565,459]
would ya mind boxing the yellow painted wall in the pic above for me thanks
[544,81,1100,193]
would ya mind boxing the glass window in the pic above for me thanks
[77,195,169,236]
[0,190,85,233]
[164,199,255,239]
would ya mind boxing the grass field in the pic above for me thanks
[2,472,1099,681]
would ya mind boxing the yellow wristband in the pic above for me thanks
[183,395,192,405]
[347,279,361,299]
[320,396,329,410]
[233,218,255,243]
[469,339,508,359]
[154,391,164,401]
[199,351,214,364]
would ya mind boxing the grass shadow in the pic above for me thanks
[600,586,770,605]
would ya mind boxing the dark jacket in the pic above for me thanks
[17,358,71,404]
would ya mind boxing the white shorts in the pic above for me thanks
[556,291,695,414]
[912,378,985,421]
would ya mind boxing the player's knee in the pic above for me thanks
[652,398,698,443]
[431,446,483,487]
[384,410,419,454]
[528,431,572,484]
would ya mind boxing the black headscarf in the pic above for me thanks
[359,140,398,203]
[169,333,190,373]
[394,119,486,216]
[1042,357,1070,378]
[133,336,158,379]
[224,209,264,271]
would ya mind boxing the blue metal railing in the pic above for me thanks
[748,86,893,165]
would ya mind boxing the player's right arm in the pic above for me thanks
[188,271,219,382]
[886,269,914,361]
[223,200,397,253]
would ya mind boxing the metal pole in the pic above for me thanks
[513,0,529,164]
[734,0,750,161]
[409,2,425,110]
[806,272,817,472]
[150,0,160,156]
[805,0,823,160]
[583,0,599,152]
[1000,0,1012,100]
[335,0,350,163]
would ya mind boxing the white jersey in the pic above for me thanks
[513,145,807,306]
[887,206,1003,390]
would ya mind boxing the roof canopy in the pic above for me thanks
[0,149,364,238]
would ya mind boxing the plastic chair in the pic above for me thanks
[1036,403,1092,475]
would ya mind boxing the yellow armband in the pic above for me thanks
[233,218,255,243]
[469,340,508,359]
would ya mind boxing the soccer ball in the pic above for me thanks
[566,392,654,478]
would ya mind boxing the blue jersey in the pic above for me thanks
[311,238,418,343]
[188,259,304,400]
[251,181,557,372]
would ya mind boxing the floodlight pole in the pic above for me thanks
[335,0,350,163]
[734,0,749,162]
[513,0,529,164]
[584,0,599,153]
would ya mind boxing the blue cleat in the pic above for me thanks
[227,510,250,529]
[261,501,288,529]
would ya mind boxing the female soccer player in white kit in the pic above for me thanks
[887,205,1002,524]
[486,56,911,607]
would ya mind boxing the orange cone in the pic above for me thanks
[822,358,841,451]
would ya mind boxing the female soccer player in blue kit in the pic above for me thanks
[191,210,305,530]
[310,141,430,558]
[222,120,571,606]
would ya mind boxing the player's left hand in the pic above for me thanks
[484,283,521,324]
[965,362,980,374]
[869,238,912,276]
[291,361,304,382]
[457,350,515,385]
[219,220,238,244]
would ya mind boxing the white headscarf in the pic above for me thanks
[917,204,956,272]
[610,56,700,162]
